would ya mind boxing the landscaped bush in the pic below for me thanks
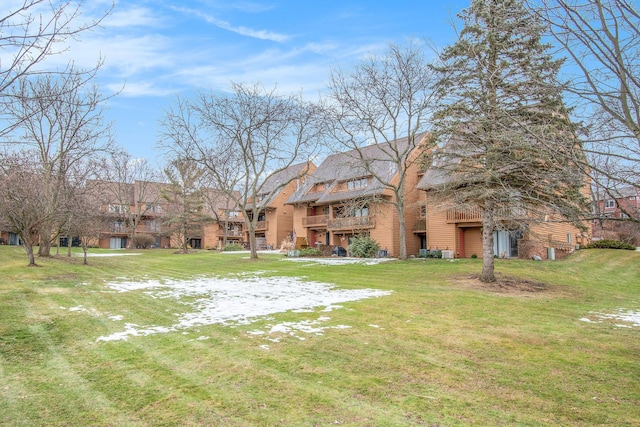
[299,247,322,257]
[582,239,636,250]
[427,249,442,258]
[222,243,244,251]
[132,234,156,249]
[348,235,380,258]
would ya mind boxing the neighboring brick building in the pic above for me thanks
[90,180,245,250]
[201,189,245,249]
[89,179,172,249]
[592,186,640,244]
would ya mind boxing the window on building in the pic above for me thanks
[336,204,369,218]
[147,203,162,213]
[312,182,325,192]
[111,221,126,233]
[354,205,369,217]
[420,205,427,217]
[109,204,127,214]
[567,233,572,244]
[145,220,161,232]
[254,193,269,203]
[605,199,615,208]
[346,178,368,190]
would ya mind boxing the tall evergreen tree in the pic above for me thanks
[428,0,589,282]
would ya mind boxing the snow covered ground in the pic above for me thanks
[580,309,640,328]
[94,272,392,343]
[76,252,142,257]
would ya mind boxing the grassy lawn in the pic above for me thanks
[0,246,638,426]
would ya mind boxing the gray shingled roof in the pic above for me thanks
[592,185,640,201]
[287,134,422,205]
[245,161,312,210]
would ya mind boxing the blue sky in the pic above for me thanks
[41,0,470,162]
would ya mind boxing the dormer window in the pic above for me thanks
[605,199,615,209]
[347,178,368,190]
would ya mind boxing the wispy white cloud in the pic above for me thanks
[108,80,176,98]
[101,5,167,28]
[170,6,290,42]
[212,1,276,14]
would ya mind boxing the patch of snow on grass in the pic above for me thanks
[247,316,352,343]
[106,280,167,293]
[76,252,142,257]
[68,305,101,316]
[580,309,640,328]
[96,274,391,342]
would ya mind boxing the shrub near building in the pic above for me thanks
[583,240,636,250]
[348,235,381,258]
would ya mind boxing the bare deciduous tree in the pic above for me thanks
[160,82,323,259]
[0,152,51,266]
[529,0,640,220]
[101,151,162,249]
[327,42,436,259]
[0,0,114,137]
[4,67,114,257]
[63,166,109,264]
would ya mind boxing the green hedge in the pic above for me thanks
[582,239,636,250]
[299,247,322,257]
[222,243,244,251]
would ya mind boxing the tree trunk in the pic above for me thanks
[222,218,229,248]
[128,226,135,249]
[67,236,72,257]
[23,241,37,267]
[397,200,407,260]
[38,225,52,257]
[82,243,89,265]
[247,222,258,260]
[481,208,496,283]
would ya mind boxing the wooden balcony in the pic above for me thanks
[217,229,243,238]
[446,207,526,224]
[413,218,427,232]
[328,216,374,231]
[141,210,163,219]
[136,225,162,234]
[302,214,329,228]
[110,225,127,233]
[254,220,268,231]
